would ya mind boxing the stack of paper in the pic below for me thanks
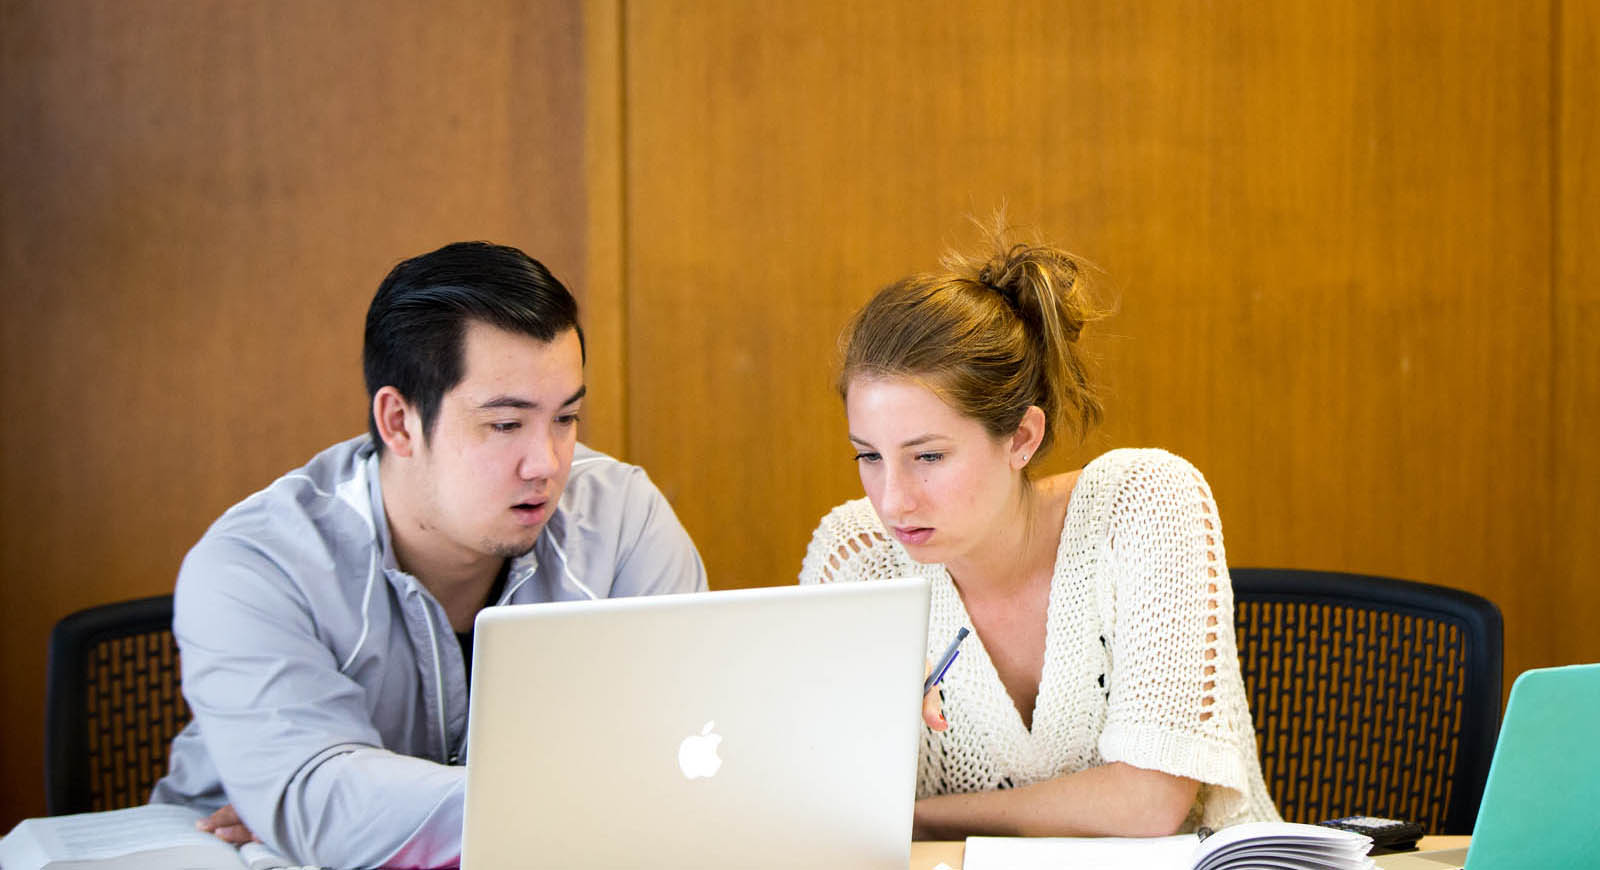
[965,822,1374,870]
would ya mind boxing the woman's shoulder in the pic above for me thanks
[1070,447,1218,529]
[1078,447,1209,498]
[814,496,883,529]
[800,498,906,584]
[1081,446,1202,478]
[807,497,900,558]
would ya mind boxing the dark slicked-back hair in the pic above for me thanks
[363,241,585,453]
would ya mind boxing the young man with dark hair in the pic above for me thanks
[151,242,707,867]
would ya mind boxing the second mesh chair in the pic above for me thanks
[45,594,191,815]
[1231,568,1502,834]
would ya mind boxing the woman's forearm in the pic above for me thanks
[912,762,1200,840]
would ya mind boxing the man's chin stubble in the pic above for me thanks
[484,536,539,561]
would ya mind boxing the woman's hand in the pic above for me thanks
[197,804,258,845]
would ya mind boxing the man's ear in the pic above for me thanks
[373,386,421,458]
[1010,405,1047,470]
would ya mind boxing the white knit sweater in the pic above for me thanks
[799,448,1279,830]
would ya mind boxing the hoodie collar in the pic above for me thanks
[342,441,540,601]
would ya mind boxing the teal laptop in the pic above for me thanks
[1463,662,1600,869]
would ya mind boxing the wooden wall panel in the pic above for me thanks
[622,1,1568,685]
[1,0,1593,839]
[582,0,627,453]
[1556,1,1600,662]
[0,0,594,828]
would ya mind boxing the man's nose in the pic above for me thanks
[519,433,559,480]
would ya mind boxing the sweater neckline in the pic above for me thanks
[934,461,1102,743]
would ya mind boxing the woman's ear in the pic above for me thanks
[373,386,420,458]
[1011,405,1047,469]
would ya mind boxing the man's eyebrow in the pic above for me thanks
[847,433,946,448]
[477,385,587,411]
[479,396,535,410]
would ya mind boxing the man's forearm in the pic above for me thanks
[257,746,467,868]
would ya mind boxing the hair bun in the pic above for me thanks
[974,244,1087,342]
[846,219,1110,457]
[975,258,1023,312]
[976,259,1002,290]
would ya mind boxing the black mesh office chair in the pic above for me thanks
[45,595,191,815]
[1230,568,1502,834]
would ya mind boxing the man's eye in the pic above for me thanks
[555,413,581,426]
[854,452,881,463]
[490,421,521,433]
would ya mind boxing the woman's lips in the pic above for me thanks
[893,526,933,546]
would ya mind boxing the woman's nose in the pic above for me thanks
[878,465,917,516]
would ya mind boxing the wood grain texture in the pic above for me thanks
[1555,0,1600,663]
[580,0,627,455]
[0,0,589,827]
[621,0,1567,685]
[1,0,1593,838]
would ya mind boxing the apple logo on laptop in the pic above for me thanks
[678,720,723,779]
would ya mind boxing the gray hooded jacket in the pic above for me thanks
[151,436,706,867]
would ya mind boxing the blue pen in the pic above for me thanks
[923,627,971,694]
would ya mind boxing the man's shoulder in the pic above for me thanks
[560,442,662,516]
[567,441,644,482]
[182,435,377,592]
[206,434,373,532]
[529,443,703,597]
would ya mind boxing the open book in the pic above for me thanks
[0,804,315,870]
[964,821,1374,870]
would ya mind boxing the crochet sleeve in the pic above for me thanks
[798,500,899,585]
[1095,451,1253,801]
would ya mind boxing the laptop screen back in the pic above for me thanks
[461,578,931,869]
[1464,662,1600,869]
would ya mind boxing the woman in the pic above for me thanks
[799,233,1279,839]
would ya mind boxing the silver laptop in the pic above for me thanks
[460,578,932,869]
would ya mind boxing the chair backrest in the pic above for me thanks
[1230,568,1502,834]
[45,595,191,815]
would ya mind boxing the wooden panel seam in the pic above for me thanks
[583,0,628,457]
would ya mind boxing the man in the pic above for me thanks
[151,242,707,867]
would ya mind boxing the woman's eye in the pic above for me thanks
[853,452,881,463]
[915,452,944,463]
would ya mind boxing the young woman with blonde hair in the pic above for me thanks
[799,231,1279,839]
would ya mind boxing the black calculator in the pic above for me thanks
[1317,816,1425,853]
